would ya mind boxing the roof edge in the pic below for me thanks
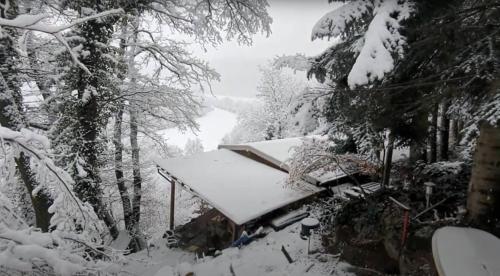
[219,144,290,171]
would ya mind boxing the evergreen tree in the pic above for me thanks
[308,0,499,163]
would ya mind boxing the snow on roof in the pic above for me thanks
[308,168,349,184]
[219,136,350,184]
[152,149,321,225]
[219,137,305,170]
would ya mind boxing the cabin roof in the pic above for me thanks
[153,148,321,225]
[219,137,304,170]
[219,136,351,185]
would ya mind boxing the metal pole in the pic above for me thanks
[170,179,175,230]
[307,236,311,254]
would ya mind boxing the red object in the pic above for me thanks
[401,210,410,245]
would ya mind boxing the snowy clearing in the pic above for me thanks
[126,222,353,276]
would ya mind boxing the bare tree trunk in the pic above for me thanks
[120,18,144,252]
[438,101,450,161]
[113,102,132,230]
[382,131,395,187]
[113,19,133,233]
[456,120,463,140]
[14,153,52,231]
[410,111,427,164]
[409,141,421,164]
[129,108,144,252]
[466,124,500,230]
[420,145,427,163]
[450,119,459,148]
[428,105,438,163]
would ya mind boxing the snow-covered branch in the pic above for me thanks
[311,0,414,88]
[0,9,123,34]
[0,126,104,237]
[287,138,377,189]
[132,39,219,88]
[140,0,271,46]
[273,54,312,72]
[0,217,123,275]
[0,9,124,74]
[311,0,372,41]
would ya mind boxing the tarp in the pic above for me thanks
[153,149,321,225]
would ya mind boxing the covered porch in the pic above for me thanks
[153,146,322,253]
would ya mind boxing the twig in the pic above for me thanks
[351,266,385,276]
[329,251,342,275]
[389,196,411,211]
[412,197,449,220]
[281,245,294,264]
[330,155,369,200]
[62,237,117,260]
[0,235,22,244]
[27,121,50,131]
[229,263,236,276]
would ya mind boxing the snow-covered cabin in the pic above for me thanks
[219,136,355,185]
[153,137,356,251]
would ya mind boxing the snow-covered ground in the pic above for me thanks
[159,107,238,151]
[125,222,353,276]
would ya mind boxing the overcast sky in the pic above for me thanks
[195,0,338,98]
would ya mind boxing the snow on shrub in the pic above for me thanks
[0,127,124,275]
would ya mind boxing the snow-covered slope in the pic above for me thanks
[126,222,354,276]
[159,107,238,151]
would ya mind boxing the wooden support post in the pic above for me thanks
[170,179,175,230]
[156,167,177,231]
[389,196,411,247]
[230,221,238,242]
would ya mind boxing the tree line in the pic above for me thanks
[303,0,499,229]
[0,0,271,260]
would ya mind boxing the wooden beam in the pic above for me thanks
[170,179,175,230]
[156,167,176,230]
[230,220,237,241]
[389,196,410,211]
